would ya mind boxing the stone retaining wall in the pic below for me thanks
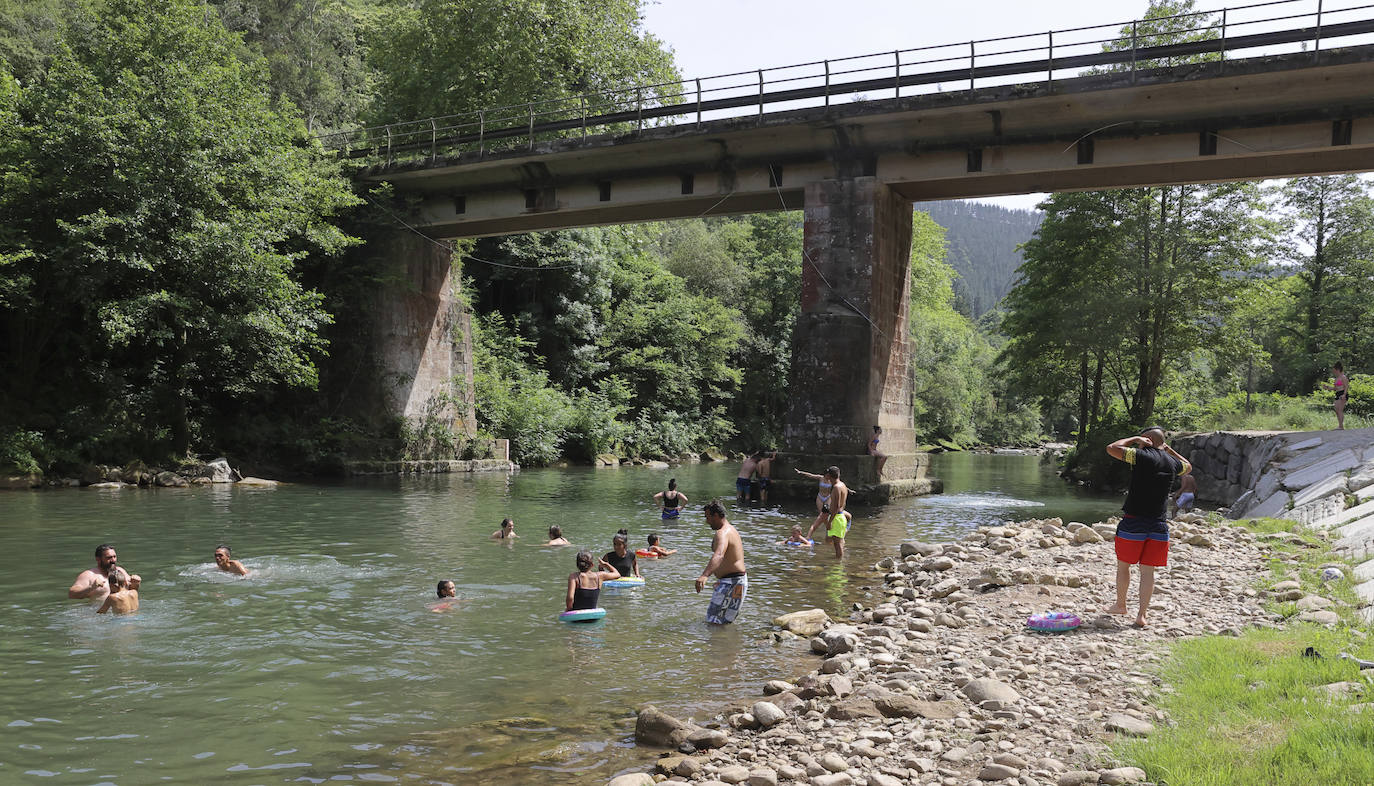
[345,458,515,475]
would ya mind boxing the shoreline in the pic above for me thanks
[617,512,1285,786]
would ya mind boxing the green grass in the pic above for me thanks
[1117,516,1374,785]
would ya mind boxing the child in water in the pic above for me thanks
[638,533,677,558]
[543,525,571,546]
[97,567,139,614]
[781,525,814,547]
[430,579,460,612]
[566,551,621,612]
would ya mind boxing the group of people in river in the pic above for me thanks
[67,543,248,615]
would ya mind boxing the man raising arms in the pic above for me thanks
[68,544,140,601]
[696,500,748,625]
[1106,426,1191,627]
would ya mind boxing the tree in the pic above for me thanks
[0,0,358,462]
[363,0,678,128]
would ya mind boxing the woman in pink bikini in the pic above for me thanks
[1328,362,1350,430]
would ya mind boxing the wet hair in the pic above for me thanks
[825,466,840,478]
[575,550,594,571]
[95,544,114,559]
[215,545,231,557]
[647,533,660,546]
[548,525,562,538]
[436,580,454,597]
[108,567,129,591]
[873,425,882,432]
[500,518,514,530]
[612,529,629,545]
[668,478,677,491]
[1335,362,1344,372]
[704,499,726,518]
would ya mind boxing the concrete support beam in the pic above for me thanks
[371,231,476,436]
[772,178,939,503]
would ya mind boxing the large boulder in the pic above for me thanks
[960,678,1020,710]
[773,609,831,636]
[203,458,237,483]
[154,471,190,488]
[635,706,692,748]
[751,701,786,728]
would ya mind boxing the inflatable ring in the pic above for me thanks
[603,577,646,589]
[1026,611,1082,632]
[560,608,606,623]
[785,539,814,548]
[635,549,659,558]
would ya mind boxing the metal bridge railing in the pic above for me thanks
[318,0,1374,164]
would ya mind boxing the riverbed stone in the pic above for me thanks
[1098,767,1147,785]
[819,752,849,772]
[1058,772,1099,786]
[774,609,832,636]
[827,697,882,720]
[636,706,692,747]
[1297,610,1341,625]
[751,701,785,728]
[960,678,1019,710]
[747,768,778,786]
[810,774,853,786]
[687,728,729,750]
[606,774,654,786]
[717,764,750,784]
[978,763,1020,781]
[1105,713,1153,737]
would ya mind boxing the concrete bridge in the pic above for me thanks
[337,2,1374,499]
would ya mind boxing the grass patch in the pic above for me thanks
[1119,626,1374,785]
[1119,516,1374,785]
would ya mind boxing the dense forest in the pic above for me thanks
[0,0,1370,479]
[914,201,1042,319]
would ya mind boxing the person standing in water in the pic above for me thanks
[566,551,620,611]
[213,545,250,576]
[69,544,140,601]
[805,467,851,558]
[696,500,747,624]
[542,526,570,546]
[1327,362,1350,430]
[755,451,775,503]
[97,567,139,614]
[794,465,835,536]
[735,453,759,502]
[603,530,640,578]
[654,479,688,519]
[868,426,888,479]
[1106,426,1192,628]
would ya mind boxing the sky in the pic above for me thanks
[638,0,1197,211]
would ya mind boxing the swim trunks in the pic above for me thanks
[706,572,748,624]
[735,477,751,494]
[661,508,680,519]
[1176,492,1195,512]
[1114,515,1169,567]
[758,477,770,488]
[826,513,849,538]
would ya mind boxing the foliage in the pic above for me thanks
[363,0,678,128]
[912,200,1041,318]
[0,0,359,465]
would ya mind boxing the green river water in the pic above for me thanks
[0,453,1117,785]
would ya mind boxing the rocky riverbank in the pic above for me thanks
[615,513,1304,786]
[0,457,279,490]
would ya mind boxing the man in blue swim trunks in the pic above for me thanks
[1106,426,1192,628]
[696,500,747,624]
[735,454,758,502]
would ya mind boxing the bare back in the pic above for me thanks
[98,590,139,614]
[710,524,746,578]
[737,457,758,479]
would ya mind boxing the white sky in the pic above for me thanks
[640,0,1193,211]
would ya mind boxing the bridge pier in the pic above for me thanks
[771,178,940,504]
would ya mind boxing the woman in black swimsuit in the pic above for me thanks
[566,551,620,611]
[653,478,688,519]
[603,530,640,578]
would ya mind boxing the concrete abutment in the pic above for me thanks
[773,178,939,503]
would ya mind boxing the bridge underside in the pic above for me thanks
[360,47,1374,491]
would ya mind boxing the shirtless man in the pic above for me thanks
[755,451,775,504]
[806,467,851,558]
[1170,473,1198,518]
[213,545,250,576]
[695,500,748,624]
[96,567,139,614]
[735,454,759,502]
[68,544,140,601]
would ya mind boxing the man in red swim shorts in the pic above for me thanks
[1105,426,1192,627]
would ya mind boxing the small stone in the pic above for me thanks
[747,768,778,786]
[752,701,786,728]
[810,774,853,786]
[865,774,903,786]
[993,753,1028,769]
[820,752,850,772]
[978,763,1019,781]
[940,747,970,764]
[960,678,1020,710]
[606,774,654,786]
[687,728,728,750]
[826,697,881,721]
[1098,767,1146,785]
[675,757,702,777]
[763,680,795,695]
[1297,610,1341,625]
[718,765,750,784]
[1105,713,1154,737]
[1073,528,1103,544]
[1058,773,1099,786]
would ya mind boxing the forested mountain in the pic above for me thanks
[914,200,1043,318]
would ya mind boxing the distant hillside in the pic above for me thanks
[914,200,1043,317]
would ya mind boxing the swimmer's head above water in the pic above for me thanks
[95,544,117,573]
[647,533,660,546]
[214,545,232,566]
[500,518,515,536]
[436,580,456,598]
[548,525,562,539]
[108,567,130,592]
[575,550,594,572]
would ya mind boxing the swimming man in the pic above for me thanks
[214,545,250,576]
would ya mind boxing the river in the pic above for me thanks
[0,452,1117,785]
